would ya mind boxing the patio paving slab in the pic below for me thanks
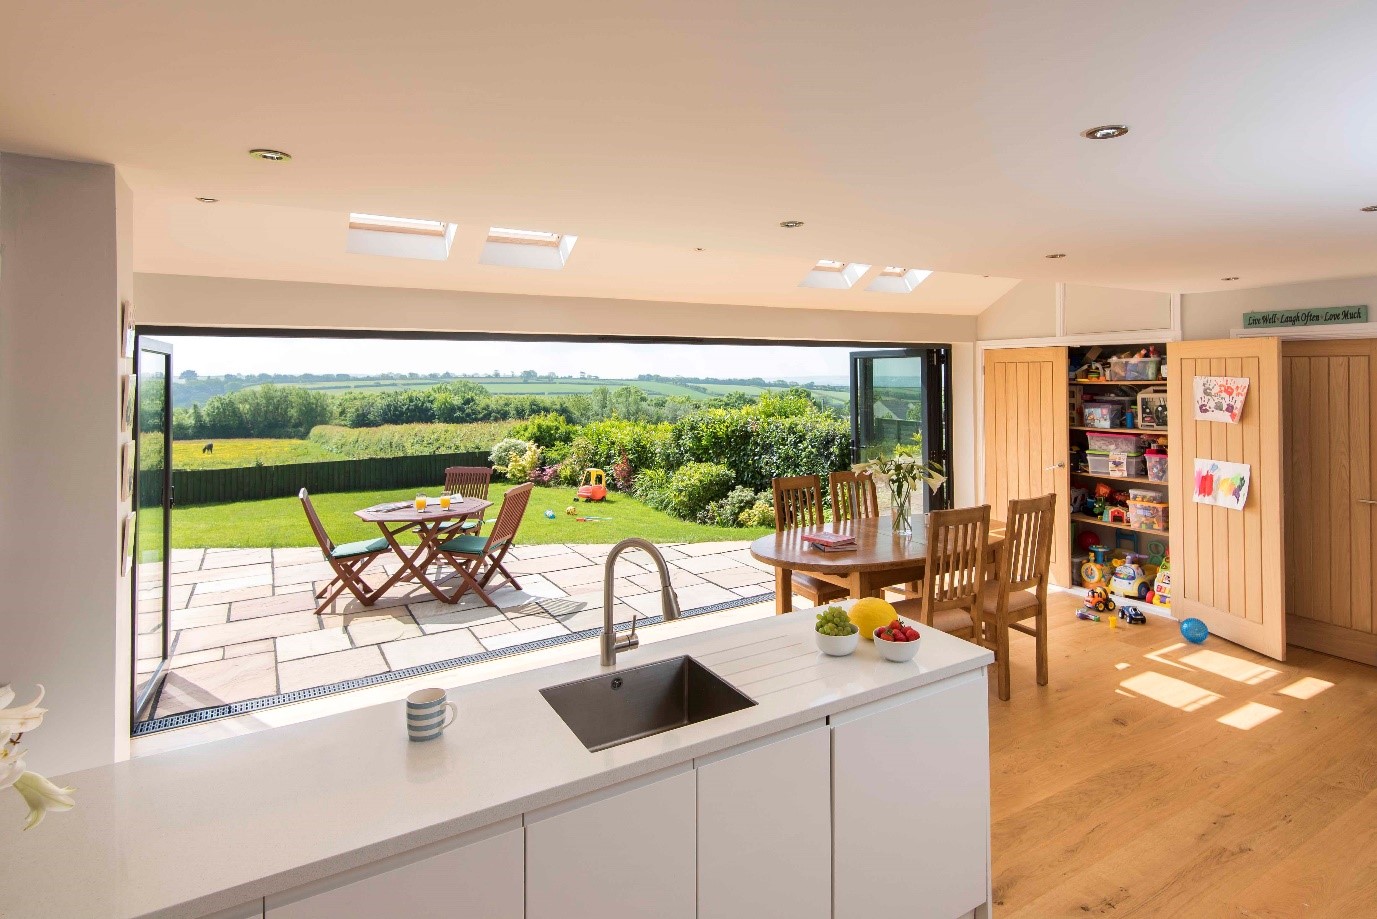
[278,646,387,693]
[230,590,320,621]
[171,603,229,631]
[346,612,422,646]
[380,629,486,669]
[480,621,569,651]
[157,652,278,716]
[411,601,508,634]
[202,548,274,569]
[276,628,352,663]
[176,610,322,654]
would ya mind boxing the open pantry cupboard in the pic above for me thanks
[983,338,1289,661]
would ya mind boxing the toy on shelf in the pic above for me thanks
[1147,553,1172,607]
[1080,545,1112,589]
[575,468,608,502]
[1110,553,1157,601]
[1077,361,1106,382]
[1137,387,1168,429]
[1084,586,1117,614]
[1104,506,1129,525]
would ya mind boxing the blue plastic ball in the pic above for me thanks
[1180,617,1209,644]
[544,509,556,519]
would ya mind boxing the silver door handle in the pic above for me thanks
[1045,462,1066,470]
[1359,499,1377,505]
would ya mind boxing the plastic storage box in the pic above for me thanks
[1082,402,1126,428]
[1087,450,1147,477]
[1086,431,1141,453]
[1128,499,1169,531]
[1145,451,1168,483]
[1107,356,1162,381]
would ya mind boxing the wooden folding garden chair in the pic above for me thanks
[300,488,390,615]
[434,482,534,608]
[439,465,493,536]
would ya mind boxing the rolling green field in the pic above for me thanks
[236,376,844,403]
[170,485,773,549]
[171,438,339,470]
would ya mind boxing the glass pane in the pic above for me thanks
[133,349,169,713]
[852,351,949,514]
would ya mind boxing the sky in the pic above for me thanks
[162,335,858,383]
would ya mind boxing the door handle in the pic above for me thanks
[1359,499,1377,505]
[1045,462,1066,470]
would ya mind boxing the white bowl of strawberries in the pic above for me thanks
[873,619,921,662]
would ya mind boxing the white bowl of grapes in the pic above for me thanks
[815,606,859,656]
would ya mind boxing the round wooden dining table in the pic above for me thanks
[355,497,492,603]
[750,514,1006,614]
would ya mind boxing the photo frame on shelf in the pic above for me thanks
[120,374,136,432]
[120,439,137,502]
[121,300,136,358]
[121,511,137,576]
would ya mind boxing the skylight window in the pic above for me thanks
[346,213,457,261]
[481,226,578,270]
[866,266,933,294]
[800,259,871,290]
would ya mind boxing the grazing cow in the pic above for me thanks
[202,442,214,454]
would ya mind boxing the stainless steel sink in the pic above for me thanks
[540,655,756,752]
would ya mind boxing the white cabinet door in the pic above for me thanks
[526,764,696,919]
[697,723,831,919]
[832,672,990,919]
[265,820,523,919]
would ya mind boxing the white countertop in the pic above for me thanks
[0,609,991,919]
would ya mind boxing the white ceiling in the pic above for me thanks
[3,0,1376,307]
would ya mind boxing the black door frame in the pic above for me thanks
[848,347,954,510]
[131,336,174,723]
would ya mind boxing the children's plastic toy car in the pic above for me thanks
[575,468,608,502]
[1118,607,1147,625]
[1084,586,1117,613]
[1110,554,1153,600]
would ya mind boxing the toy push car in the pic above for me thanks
[1084,586,1117,613]
[575,468,608,502]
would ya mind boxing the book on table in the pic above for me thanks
[808,541,858,552]
[801,530,857,549]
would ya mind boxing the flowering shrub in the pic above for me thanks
[529,465,561,486]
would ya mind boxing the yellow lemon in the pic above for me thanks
[848,597,897,640]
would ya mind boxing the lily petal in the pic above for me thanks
[0,685,46,735]
[0,745,26,792]
[13,770,76,830]
[0,685,13,709]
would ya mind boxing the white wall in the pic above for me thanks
[0,154,133,774]
[975,281,1057,341]
[1181,275,1377,340]
[134,273,978,345]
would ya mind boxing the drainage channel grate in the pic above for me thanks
[132,591,775,736]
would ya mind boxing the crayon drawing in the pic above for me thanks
[1192,458,1250,510]
[1192,375,1249,423]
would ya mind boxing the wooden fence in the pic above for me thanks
[166,451,491,506]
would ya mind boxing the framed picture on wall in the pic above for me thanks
[120,374,136,432]
[120,439,137,502]
[121,511,137,576]
[121,300,136,358]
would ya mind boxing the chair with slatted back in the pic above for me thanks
[435,482,534,607]
[438,465,492,536]
[771,475,849,610]
[829,470,879,522]
[299,488,389,615]
[891,505,991,646]
[978,493,1055,700]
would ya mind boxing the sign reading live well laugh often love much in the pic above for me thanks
[1242,305,1368,329]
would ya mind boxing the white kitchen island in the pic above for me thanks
[0,608,993,919]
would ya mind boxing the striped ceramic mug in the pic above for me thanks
[406,688,458,742]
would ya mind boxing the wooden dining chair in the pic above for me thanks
[771,475,848,609]
[435,482,534,607]
[438,465,493,536]
[829,470,879,522]
[299,488,389,615]
[891,504,991,642]
[980,493,1056,701]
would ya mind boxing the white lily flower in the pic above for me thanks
[13,770,76,830]
[0,684,47,735]
[0,742,26,793]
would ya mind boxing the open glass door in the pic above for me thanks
[849,348,953,510]
[132,338,174,722]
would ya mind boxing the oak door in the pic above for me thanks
[983,347,1070,584]
[1282,339,1377,666]
[1168,338,1286,660]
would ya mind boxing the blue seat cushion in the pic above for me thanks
[331,537,390,559]
[438,534,507,556]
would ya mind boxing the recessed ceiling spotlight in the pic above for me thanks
[1221,276,1240,281]
[1362,205,1377,212]
[1045,253,1067,259]
[248,148,291,162]
[195,196,219,203]
[1081,124,1129,140]
[779,220,805,228]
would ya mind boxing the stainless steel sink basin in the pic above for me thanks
[540,655,756,752]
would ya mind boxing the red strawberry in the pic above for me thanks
[904,627,919,641]
[890,619,903,630]
[879,629,893,642]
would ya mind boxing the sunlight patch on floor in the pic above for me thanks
[1216,701,1283,730]
[1144,642,1196,672]
[1275,676,1334,700]
[1115,662,1131,671]
[1119,671,1223,712]
[1179,648,1280,685]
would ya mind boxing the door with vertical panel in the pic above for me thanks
[982,347,1070,585]
[1282,339,1377,665]
[1168,338,1286,660]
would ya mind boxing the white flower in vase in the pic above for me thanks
[1,684,76,830]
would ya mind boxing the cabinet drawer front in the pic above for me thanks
[833,675,990,919]
[697,723,831,919]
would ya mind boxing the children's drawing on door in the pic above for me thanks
[1192,376,1250,423]
[1193,458,1250,510]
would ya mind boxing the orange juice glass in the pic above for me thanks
[440,494,452,511]
[414,495,427,512]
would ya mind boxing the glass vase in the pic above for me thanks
[888,478,914,537]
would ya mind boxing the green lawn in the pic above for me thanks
[171,484,773,549]
[172,438,339,470]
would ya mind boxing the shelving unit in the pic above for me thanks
[1067,343,1174,614]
